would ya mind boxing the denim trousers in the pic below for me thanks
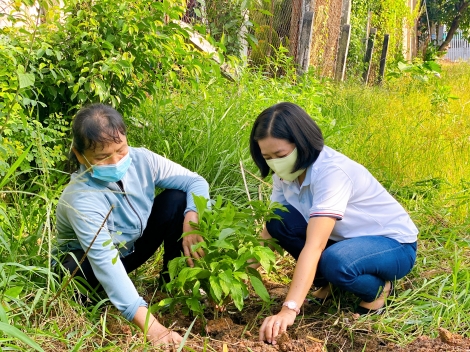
[266,204,417,302]
[61,189,187,291]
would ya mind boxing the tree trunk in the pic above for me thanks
[438,1,470,51]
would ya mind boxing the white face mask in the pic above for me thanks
[265,148,305,181]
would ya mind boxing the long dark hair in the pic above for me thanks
[69,104,127,171]
[250,102,324,178]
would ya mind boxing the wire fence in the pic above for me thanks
[249,0,343,76]
[309,0,342,77]
[249,0,301,66]
[443,29,470,62]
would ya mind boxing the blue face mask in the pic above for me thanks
[85,152,132,183]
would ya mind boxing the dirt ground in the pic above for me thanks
[122,281,470,352]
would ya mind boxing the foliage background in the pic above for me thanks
[0,0,470,350]
[347,0,419,80]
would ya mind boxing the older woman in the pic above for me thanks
[56,103,208,347]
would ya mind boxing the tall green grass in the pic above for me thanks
[0,63,469,349]
[128,67,328,204]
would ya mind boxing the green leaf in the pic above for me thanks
[424,61,441,73]
[397,61,412,72]
[150,297,175,312]
[0,322,44,352]
[186,297,203,314]
[168,257,185,280]
[178,267,204,284]
[230,282,244,311]
[17,72,35,89]
[249,275,270,302]
[192,194,208,215]
[253,247,276,272]
[177,317,197,352]
[4,286,23,299]
[209,276,222,301]
[0,304,7,323]
[233,271,248,281]
[219,269,233,285]
[213,239,235,250]
[214,195,223,208]
[219,278,230,295]
[102,239,112,247]
[219,228,235,240]
[192,280,201,296]
[0,143,32,188]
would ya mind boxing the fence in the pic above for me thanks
[443,29,470,62]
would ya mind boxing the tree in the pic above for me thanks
[423,0,470,51]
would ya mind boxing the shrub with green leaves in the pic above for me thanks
[387,59,442,82]
[155,195,286,317]
[0,0,223,177]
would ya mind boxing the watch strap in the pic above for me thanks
[282,300,300,315]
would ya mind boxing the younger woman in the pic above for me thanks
[249,102,418,345]
[56,104,209,347]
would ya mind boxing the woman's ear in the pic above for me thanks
[72,147,89,167]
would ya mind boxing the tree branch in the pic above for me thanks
[438,0,470,51]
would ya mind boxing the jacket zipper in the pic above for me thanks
[116,181,143,237]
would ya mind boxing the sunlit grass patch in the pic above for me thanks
[1,63,470,350]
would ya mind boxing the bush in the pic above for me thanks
[0,0,223,177]
[155,195,286,318]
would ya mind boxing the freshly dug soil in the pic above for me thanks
[96,279,470,351]
[152,281,470,352]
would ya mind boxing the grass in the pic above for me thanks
[0,62,469,350]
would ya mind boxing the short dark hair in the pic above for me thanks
[69,104,127,171]
[249,102,324,178]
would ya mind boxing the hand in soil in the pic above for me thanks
[133,307,183,349]
[259,307,296,345]
[149,329,183,349]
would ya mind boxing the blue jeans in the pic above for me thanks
[266,205,417,302]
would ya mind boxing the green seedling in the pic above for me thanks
[155,194,286,318]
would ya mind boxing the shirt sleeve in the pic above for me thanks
[270,175,288,205]
[60,192,147,321]
[309,166,353,220]
[143,149,210,214]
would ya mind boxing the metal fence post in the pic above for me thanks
[334,24,351,81]
[377,33,389,84]
[363,27,377,84]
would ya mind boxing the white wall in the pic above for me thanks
[0,0,41,29]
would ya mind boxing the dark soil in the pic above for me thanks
[142,281,470,352]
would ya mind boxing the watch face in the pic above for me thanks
[287,301,296,309]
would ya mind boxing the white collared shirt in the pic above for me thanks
[270,146,418,243]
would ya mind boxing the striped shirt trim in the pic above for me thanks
[309,212,343,219]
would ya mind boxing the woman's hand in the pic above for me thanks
[148,326,183,349]
[259,308,297,345]
[133,306,183,348]
[182,211,205,267]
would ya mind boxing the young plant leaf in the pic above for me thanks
[249,275,270,302]
[213,239,235,250]
[230,282,244,311]
[219,228,235,240]
[209,276,222,301]
[186,297,203,314]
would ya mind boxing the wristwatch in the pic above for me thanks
[282,300,300,315]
